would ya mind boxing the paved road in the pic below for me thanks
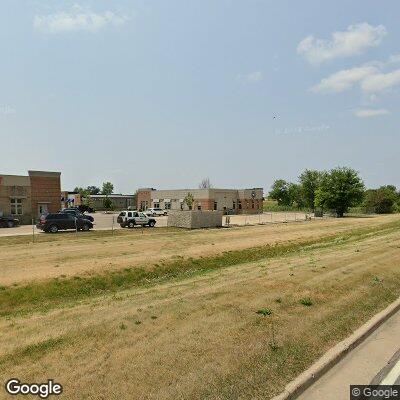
[0,212,312,237]
[298,310,400,400]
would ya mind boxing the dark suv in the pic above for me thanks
[60,208,94,222]
[36,213,93,233]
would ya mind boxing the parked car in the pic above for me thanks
[117,211,156,228]
[36,213,93,233]
[0,216,20,228]
[60,208,94,222]
[144,208,167,217]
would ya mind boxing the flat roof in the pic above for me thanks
[90,194,135,198]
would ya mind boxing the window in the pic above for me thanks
[238,201,242,210]
[214,202,218,210]
[233,201,236,209]
[153,203,160,208]
[10,198,23,215]
[165,203,171,210]
[128,212,132,217]
[197,204,202,210]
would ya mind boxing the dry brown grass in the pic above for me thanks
[0,214,398,287]
[0,215,399,399]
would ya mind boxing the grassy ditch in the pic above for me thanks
[1,220,399,317]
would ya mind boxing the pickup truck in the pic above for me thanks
[0,216,20,228]
[117,211,156,228]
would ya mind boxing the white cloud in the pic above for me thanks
[311,66,377,93]
[236,71,263,84]
[388,54,400,64]
[297,23,386,64]
[34,6,129,33]
[354,108,389,118]
[361,69,400,92]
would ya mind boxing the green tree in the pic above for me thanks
[86,186,101,195]
[269,180,291,206]
[288,183,305,208]
[103,197,113,211]
[299,169,323,211]
[74,187,89,197]
[101,182,114,196]
[364,186,398,214]
[315,167,365,217]
[184,193,194,210]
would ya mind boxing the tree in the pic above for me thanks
[364,186,398,214]
[74,187,89,197]
[103,197,113,211]
[86,186,101,195]
[268,180,291,206]
[199,178,213,189]
[184,193,194,210]
[74,186,101,196]
[101,182,114,196]
[299,169,323,211]
[314,167,365,217]
[288,183,305,208]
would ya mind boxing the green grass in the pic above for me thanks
[1,220,399,317]
[0,337,67,366]
[263,200,309,212]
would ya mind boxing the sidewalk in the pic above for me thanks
[297,310,400,399]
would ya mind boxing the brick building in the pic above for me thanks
[90,194,136,211]
[137,187,264,214]
[0,171,61,224]
[61,191,82,209]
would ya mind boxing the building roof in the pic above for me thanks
[90,194,135,198]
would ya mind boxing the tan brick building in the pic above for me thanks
[0,171,61,224]
[61,191,82,209]
[137,187,263,214]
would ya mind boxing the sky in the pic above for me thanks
[0,0,399,194]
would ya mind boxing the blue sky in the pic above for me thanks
[0,0,399,193]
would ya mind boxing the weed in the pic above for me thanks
[300,298,313,307]
[256,308,272,316]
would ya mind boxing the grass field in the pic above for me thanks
[0,215,399,399]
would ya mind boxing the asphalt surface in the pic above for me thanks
[297,310,400,399]
[0,212,310,237]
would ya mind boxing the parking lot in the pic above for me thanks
[0,211,313,237]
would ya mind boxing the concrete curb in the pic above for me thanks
[272,297,400,400]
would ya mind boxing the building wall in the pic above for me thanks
[137,187,264,214]
[0,175,32,223]
[137,188,152,211]
[167,210,223,229]
[0,171,61,224]
[29,171,61,218]
[61,192,82,209]
[90,195,136,211]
